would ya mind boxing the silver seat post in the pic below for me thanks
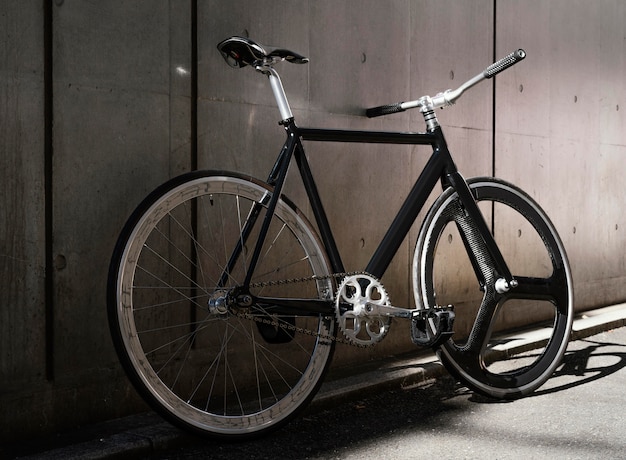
[258,65,293,122]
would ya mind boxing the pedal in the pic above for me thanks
[411,307,455,349]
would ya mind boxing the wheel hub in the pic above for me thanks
[208,289,230,315]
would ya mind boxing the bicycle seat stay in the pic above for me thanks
[218,36,309,68]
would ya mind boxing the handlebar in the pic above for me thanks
[366,49,526,118]
[484,49,526,78]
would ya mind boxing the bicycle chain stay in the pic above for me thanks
[235,271,373,348]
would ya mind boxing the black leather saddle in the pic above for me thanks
[217,36,309,68]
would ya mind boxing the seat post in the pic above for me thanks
[258,65,293,122]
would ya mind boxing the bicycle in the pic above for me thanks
[107,36,574,440]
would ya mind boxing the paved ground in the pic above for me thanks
[139,327,626,459]
[6,304,626,459]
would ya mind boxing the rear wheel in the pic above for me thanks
[414,178,573,399]
[108,171,335,439]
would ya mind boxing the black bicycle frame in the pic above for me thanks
[235,118,513,315]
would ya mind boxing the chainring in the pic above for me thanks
[335,274,391,346]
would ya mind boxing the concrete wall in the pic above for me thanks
[1,0,625,439]
[495,0,626,309]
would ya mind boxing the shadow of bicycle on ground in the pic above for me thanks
[536,335,626,395]
[461,328,626,405]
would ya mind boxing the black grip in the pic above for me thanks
[365,102,405,118]
[483,49,526,79]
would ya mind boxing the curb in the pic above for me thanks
[13,303,626,459]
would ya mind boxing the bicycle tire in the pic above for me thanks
[413,177,573,399]
[108,171,335,439]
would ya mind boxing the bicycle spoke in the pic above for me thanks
[464,295,501,355]
[188,321,238,407]
[136,250,209,308]
[506,274,569,307]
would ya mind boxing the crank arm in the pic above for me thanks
[364,302,415,319]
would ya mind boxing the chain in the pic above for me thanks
[235,271,372,348]
[236,311,368,347]
[248,271,365,289]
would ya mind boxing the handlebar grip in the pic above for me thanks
[365,102,406,118]
[483,49,526,79]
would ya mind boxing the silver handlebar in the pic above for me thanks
[366,49,526,118]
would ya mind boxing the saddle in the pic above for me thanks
[217,36,309,68]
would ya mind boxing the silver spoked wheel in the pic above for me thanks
[108,172,335,439]
[414,178,573,399]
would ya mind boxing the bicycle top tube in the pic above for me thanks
[297,127,438,146]
[217,36,526,129]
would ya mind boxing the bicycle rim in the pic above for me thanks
[108,172,335,438]
[414,178,573,398]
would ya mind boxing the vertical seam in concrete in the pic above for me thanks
[191,0,198,171]
[490,0,497,234]
[189,0,199,339]
[43,0,54,382]
[491,0,497,179]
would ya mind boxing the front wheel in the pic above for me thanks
[413,178,573,399]
[108,171,335,439]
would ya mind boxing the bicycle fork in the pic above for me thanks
[411,171,519,349]
[447,171,516,293]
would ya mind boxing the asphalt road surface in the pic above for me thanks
[140,327,626,460]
